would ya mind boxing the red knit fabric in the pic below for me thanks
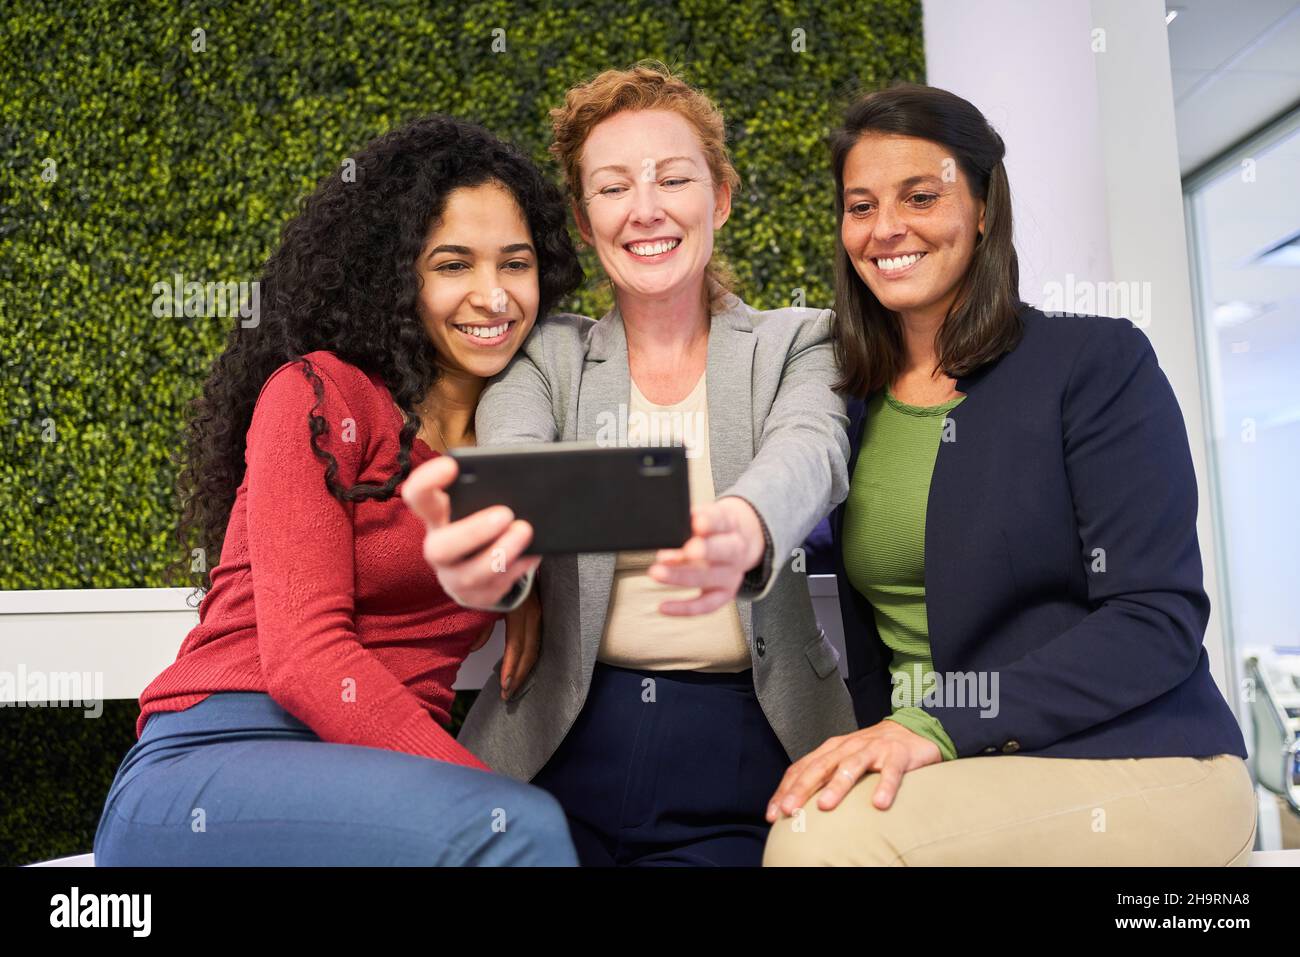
[138,350,497,770]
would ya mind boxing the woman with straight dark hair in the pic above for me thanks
[93,114,582,866]
[765,83,1255,865]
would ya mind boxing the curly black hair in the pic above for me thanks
[167,114,583,598]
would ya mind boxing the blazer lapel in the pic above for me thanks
[575,305,628,675]
[705,298,755,498]
[925,356,998,674]
[834,396,869,541]
[704,297,756,639]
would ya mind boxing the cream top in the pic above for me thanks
[596,373,751,672]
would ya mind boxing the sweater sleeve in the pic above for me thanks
[885,708,958,761]
[245,358,491,771]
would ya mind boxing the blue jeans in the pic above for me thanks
[93,691,577,866]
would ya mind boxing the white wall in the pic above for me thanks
[923,0,1113,306]
[922,0,1234,697]
[0,580,853,702]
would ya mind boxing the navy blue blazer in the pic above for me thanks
[828,305,1247,760]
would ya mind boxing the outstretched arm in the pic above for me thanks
[404,344,557,612]
[650,309,850,608]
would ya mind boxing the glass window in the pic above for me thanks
[1186,109,1300,823]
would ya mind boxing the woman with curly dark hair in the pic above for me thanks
[92,114,583,866]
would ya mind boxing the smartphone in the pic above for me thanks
[447,442,692,555]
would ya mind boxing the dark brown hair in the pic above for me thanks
[167,115,581,599]
[830,82,1023,397]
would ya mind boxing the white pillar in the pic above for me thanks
[922,0,1234,698]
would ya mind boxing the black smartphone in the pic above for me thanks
[447,442,692,555]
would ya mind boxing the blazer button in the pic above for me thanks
[982,746,997,755]
[1001,740,1020,754]
[756,636,766,657]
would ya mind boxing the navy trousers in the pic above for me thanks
[530,662,791,866]
[93,691,577,866]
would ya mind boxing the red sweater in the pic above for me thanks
[138,350,497,770]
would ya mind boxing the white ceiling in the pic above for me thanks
[1167,0,1300,175]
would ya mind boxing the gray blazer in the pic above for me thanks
[456,290,858,781]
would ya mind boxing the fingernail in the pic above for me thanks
[503,675,512,693]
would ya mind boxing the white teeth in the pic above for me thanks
[456,322,511,339]
[875,252,924,271]
[627,239,681,257]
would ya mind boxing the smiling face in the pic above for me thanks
[415,181,540,379]
[574,108,730,308]
[840,132,986,325]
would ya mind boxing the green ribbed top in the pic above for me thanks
[842,388,964,761]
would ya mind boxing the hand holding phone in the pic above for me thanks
[647,496,767,615]
[401,455,540,609]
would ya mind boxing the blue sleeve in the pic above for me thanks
[802,515,837,575]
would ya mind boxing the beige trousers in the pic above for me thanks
[763,753,1257,866]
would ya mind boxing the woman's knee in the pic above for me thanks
[433,774,576,866]
[1211,755,1258,866]
[763,788,907,866]
[505,784,577,864]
